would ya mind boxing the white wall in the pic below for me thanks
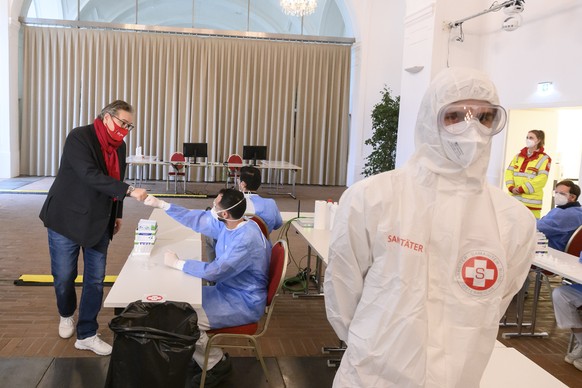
[344,0,405,185]
[394,3,435,169]
[483,0,582,183]
[394,0,582,188]
[396,0,495,169]
[557,110,582,181]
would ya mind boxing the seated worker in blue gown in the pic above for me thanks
[204,166,282,261]
[144,189,270,387]
[545,180,582,372]
[537,179,582,251]
[238,166,283,234]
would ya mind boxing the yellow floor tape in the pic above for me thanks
[15,274,117,286]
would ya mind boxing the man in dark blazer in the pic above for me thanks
[39,100,147,355]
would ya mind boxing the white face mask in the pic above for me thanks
[210,206,223,221]
[554,193,569,207]
[526,139,536,148]
[440,122,489,168]
[210,197,246,221]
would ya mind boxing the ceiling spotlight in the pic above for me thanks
[502,14,522,31]
[448,1,526,36]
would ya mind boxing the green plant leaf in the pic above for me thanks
[362,87,400,177]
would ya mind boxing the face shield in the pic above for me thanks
[437,101,507,136]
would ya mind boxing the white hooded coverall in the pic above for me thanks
[324,67,536,388]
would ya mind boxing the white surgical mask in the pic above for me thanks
[526,139,536,148]
[554,192,569,207]
[210,197,246,221]
[440,122,489,168]
[210,206,222,220]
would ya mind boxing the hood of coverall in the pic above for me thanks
[408,67,501,188]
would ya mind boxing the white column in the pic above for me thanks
[344,0,405,186]
[395,3,436,168]
[0,1,23,178]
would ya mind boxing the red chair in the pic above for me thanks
[249,214,270,239]
[225,153,243,189]
[565,225,582,257]
[199,240,289,386]
[166,152,187,193]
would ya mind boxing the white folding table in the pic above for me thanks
[503,248,581,338]
[104,208,202,312]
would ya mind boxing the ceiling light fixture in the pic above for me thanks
[537,82,553,94]
[280,0,318,17]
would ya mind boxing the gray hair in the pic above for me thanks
[98,100,133,120]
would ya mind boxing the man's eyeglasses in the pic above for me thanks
[110,114,135,132]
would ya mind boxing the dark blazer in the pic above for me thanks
[39,124,130,247]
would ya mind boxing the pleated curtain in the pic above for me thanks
[21,26,350,185]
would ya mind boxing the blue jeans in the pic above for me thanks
[48,228,109,339]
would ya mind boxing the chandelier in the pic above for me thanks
[280,0,318,17]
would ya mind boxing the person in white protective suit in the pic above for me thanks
[324,67,536,388]
[144,188,270,387]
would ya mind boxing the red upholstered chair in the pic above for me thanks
[166,152,186,193]
[565,225,582,257]
[225,153,243,189]
[248,214,270,240]
[199,240,289,387]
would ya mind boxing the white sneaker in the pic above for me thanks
[58,316,75,339]
[574,358,582,372]
[74,334,112,356]
[565,343,582,364]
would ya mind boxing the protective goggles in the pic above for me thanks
[437,102,507,136]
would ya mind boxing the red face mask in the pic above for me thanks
[108,120,129,142]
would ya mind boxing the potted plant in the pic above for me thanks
[362,87,400,177]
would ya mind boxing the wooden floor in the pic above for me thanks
[0,177,580,387]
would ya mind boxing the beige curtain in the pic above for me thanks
[21,26,350,185]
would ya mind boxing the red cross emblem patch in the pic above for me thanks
[456,251,504,296]
[143,294,165,303]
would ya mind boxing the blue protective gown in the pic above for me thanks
[166,204,270,329]
[247,194,283,233]
[536,202,582,251]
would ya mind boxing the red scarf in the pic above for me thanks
[94,118,122,180]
